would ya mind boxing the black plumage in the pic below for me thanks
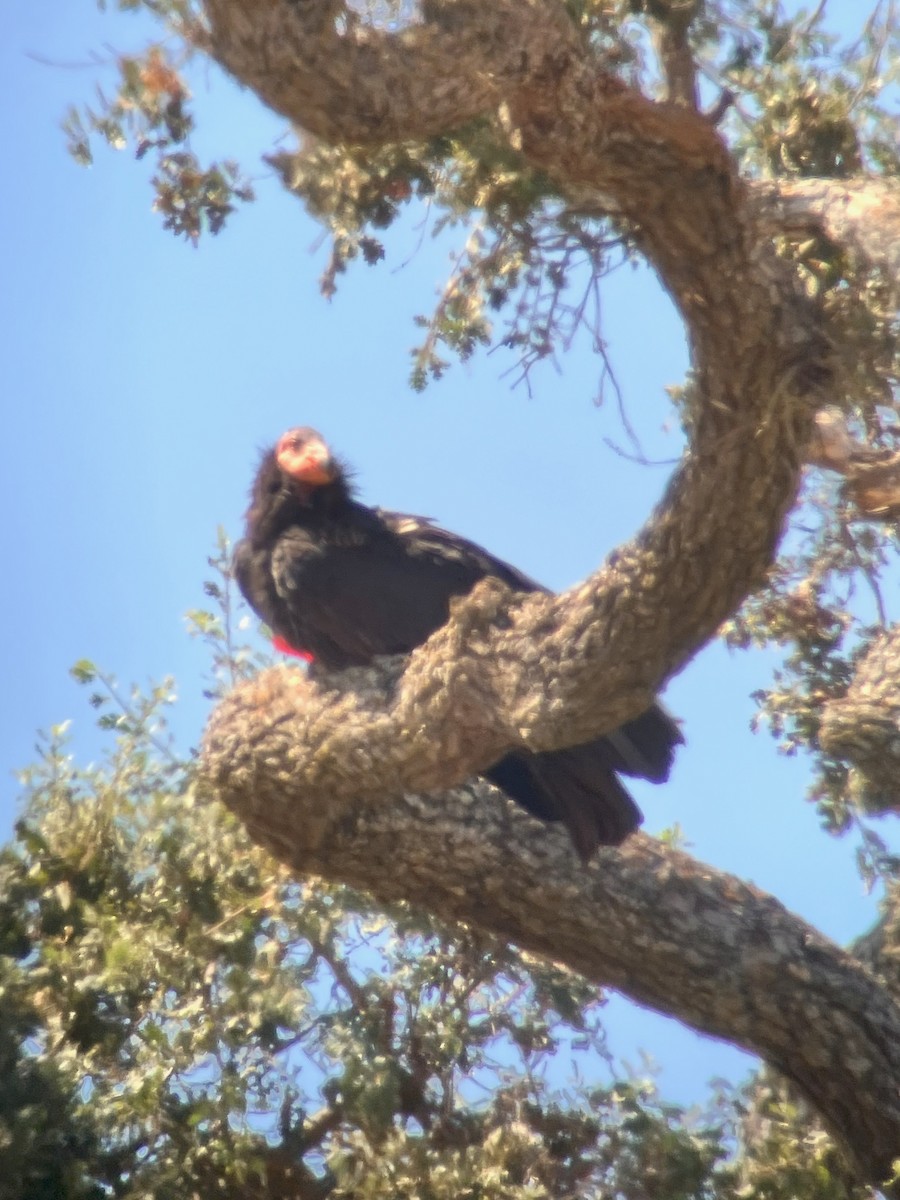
[234,427,682,860]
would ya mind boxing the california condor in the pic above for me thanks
[234,427,682,860]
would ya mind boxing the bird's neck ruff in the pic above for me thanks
[245,450,355,546]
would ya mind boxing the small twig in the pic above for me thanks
[95,669,182,769]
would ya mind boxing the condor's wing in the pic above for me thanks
[269,509,542,670]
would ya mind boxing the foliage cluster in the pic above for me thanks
[65,1,899,387]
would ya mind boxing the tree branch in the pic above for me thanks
[201,674,900,1190]
[755,176,900,285]
[197,2,829,744]
[198,0,544,143]
[821,622,900,812]
[645,0,703,109]
[808,407,900,519]
[193,1,900,1187]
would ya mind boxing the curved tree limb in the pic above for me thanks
[201,668,900,1190]
[192,0,900,1188]
[196,0,829,742]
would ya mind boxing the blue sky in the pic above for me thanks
[2,1,893,1104]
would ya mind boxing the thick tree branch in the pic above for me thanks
[193,1,900,1187]
[199,0,829,741]
[201,674,900,1190]
[198,0,550,143]
[645,0,703,109]
[755,177,900,285]
[821,623,900,812]
[808,407,900,518]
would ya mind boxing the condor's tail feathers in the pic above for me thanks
[485,745,643,862]
[604,704,684,784]
[483,707,683,861]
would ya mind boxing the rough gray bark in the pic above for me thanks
[806,406,900,522]
[191,0,900,1189]
[821,624,900,812]
[201,666,900,1188]
[755,177,900,286]
[195,0,829,742]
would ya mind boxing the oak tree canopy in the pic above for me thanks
[37,0,900,1194]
